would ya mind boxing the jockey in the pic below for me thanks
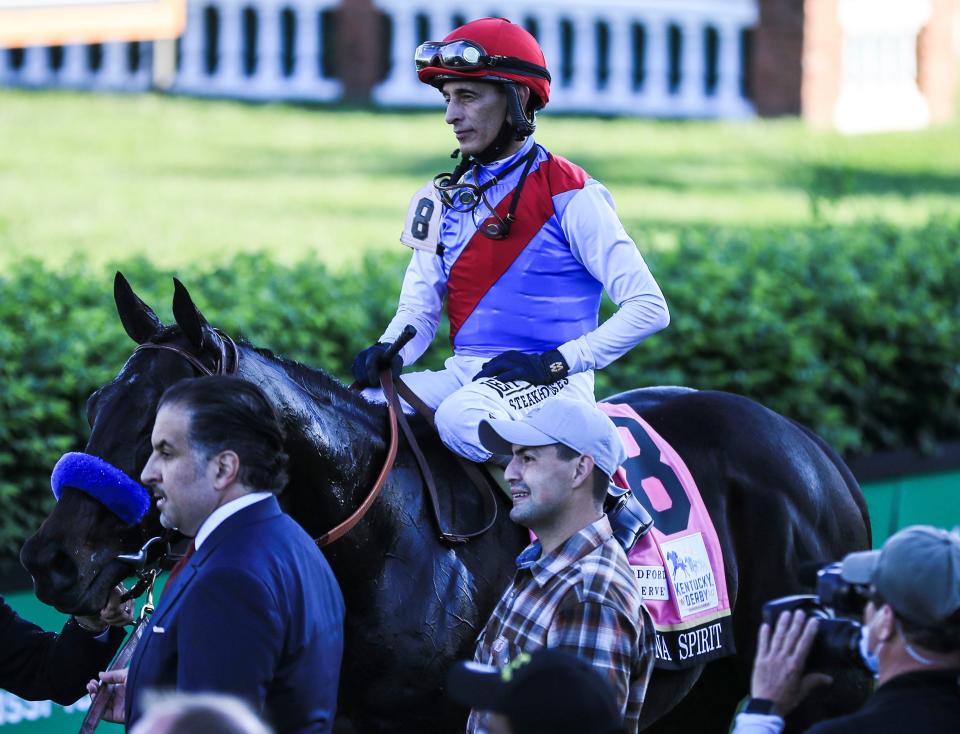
[353,17,669,468]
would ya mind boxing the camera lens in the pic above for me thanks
[809,619,865,671]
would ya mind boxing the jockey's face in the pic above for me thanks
[442,80,508,157]
[141,403,220,537]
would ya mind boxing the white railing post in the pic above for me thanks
[716,20,741,115]
[217,0,244,93]
[677,18,703,113]
[0,50,12,86]
[175,0,209,92]
[99,42,127,91]
[22,46,51,87]
[536,8,561,95]
[371,0,428,106]
[644,14,670,115]
[288,0,316,95]
[249,0,282,98]
[605,12,635,114]
[568,9,600,110]
[58,44,89,89]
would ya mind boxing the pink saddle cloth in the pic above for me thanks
[600,402,736,670]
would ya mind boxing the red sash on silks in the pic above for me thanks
[600,403,736,671]
[446,155,589,344]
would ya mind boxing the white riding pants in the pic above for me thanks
[361,354,596,462]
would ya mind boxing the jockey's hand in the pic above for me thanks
[351,342,403,388]
[473,350,569,385]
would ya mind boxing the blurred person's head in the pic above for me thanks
[447,648,623,734]
[841,525,960,682]
[130,691,273,734]
[416,18,550,159]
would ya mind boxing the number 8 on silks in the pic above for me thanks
[401,182,443,256]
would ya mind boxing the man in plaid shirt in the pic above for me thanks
[469,398,656,734]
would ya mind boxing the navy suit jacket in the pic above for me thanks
[0,596,123,704]
[125,496,344,733]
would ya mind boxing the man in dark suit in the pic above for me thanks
[89,376,344,734]
[1,585,130,704]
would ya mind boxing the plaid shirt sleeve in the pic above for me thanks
[546,598,643,725]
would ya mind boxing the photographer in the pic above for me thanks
[734,525,960,734]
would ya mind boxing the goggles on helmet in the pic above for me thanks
[414,40,551,81]
[416,40,487,71]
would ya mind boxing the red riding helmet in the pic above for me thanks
[416,17,551,109]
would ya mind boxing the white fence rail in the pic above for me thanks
[373,0,758,118]
[0,0,342,101]
[0,0,758,118]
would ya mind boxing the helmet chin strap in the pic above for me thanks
[503,82,537,138]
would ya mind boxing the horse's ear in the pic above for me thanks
[171,277,210,351]
[114,272,162,344]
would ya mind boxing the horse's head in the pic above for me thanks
[20,273,232,614]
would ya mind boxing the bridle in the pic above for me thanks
[133,328,241,377]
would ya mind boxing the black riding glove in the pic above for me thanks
[473,349,569,385]
[351,342,403,388]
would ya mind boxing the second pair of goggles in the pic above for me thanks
[414,40,551,81]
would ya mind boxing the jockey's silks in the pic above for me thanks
[441,141,602,356]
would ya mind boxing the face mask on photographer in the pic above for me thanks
[858,624,880,676]
[858,604,889,676]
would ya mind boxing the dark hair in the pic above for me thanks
[158,376,289,493]
[553,444,610,504]
[897,612,960,653]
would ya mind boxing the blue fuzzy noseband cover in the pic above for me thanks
[51,452,151,525]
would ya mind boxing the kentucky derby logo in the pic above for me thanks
[661,533,719,618]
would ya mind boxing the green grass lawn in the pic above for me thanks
[1,88,959,271]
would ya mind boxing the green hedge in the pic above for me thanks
[2,219,959,566]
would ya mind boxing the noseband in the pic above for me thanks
[133,328,240,377]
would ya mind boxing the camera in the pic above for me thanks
[762,563,871,672]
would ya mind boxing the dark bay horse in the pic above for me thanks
[20,275,871,733]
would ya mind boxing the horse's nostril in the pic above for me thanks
[48,548,79,587]
[23,542,79,596]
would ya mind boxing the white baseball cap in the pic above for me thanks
[478,398,627,478]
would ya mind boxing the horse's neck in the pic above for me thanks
[237,347,387,486]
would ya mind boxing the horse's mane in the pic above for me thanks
[245,342,386,421]
[144,326,385,423]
